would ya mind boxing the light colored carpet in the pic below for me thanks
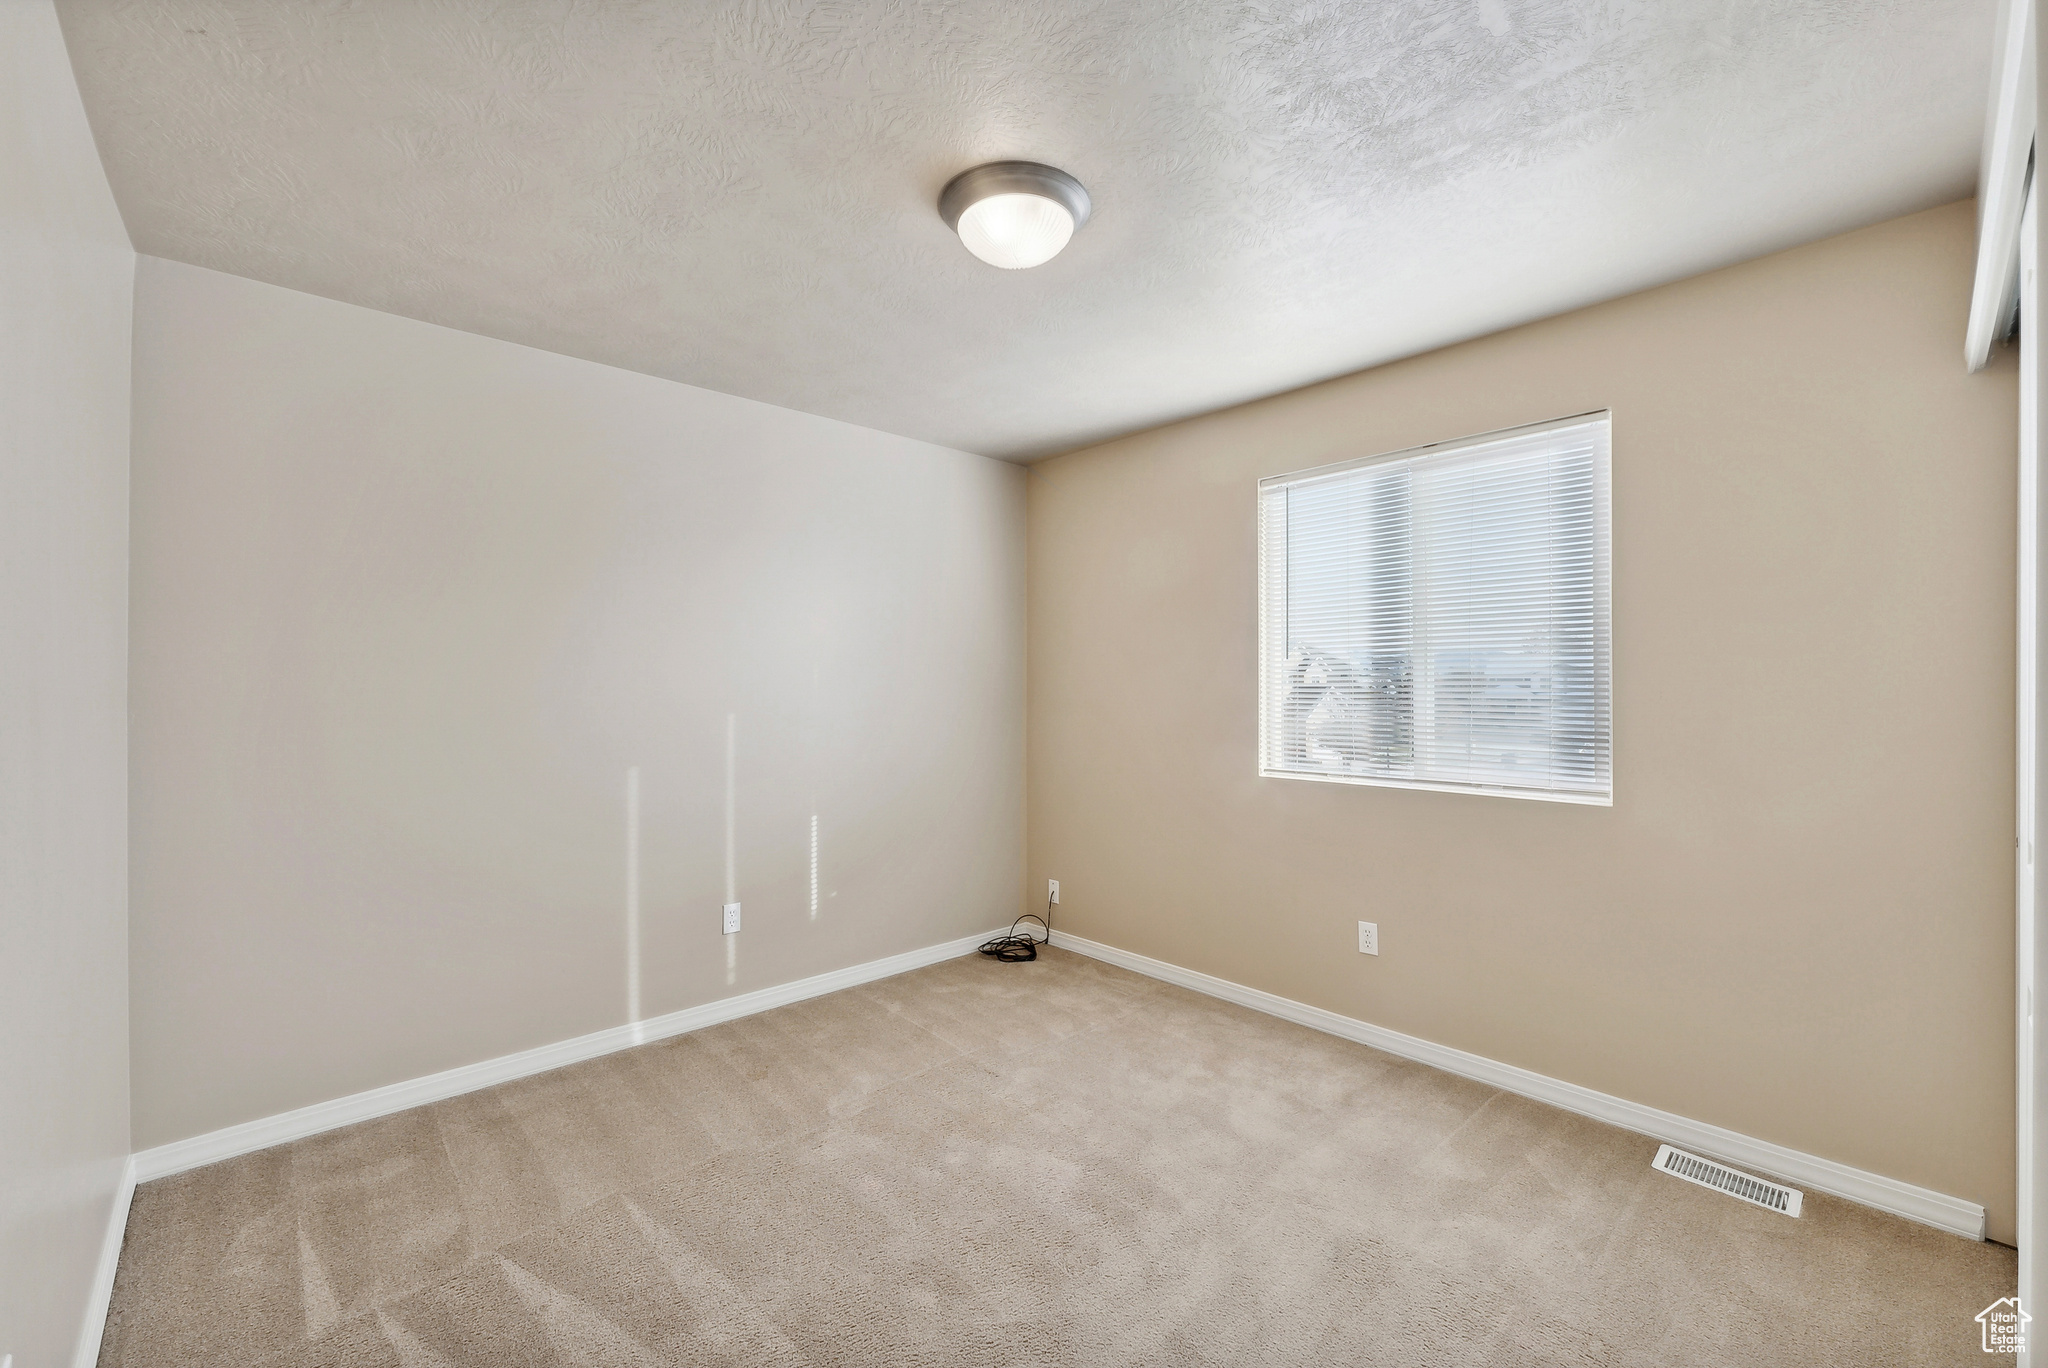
[100,946,2014,1366]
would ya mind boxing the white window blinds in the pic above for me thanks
[1258,413,1611,803]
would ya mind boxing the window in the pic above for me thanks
[1258,412,1611,804]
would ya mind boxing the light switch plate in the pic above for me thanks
[722,902,741,935]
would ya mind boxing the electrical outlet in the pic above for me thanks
[1358,921,1378,956]
[722,902,741,935]
[1047,879,1059,904]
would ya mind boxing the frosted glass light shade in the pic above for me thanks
[956,192,1075,270]
[938,162,1091,271]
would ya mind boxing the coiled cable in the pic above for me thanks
[979,895,1052,962]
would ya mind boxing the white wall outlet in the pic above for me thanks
[1358,921,1379,956]
[722,902,741,935]
[1047,879,1059,904]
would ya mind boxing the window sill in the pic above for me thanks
[1258,768,1612,806]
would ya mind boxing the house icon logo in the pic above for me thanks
[1978,1297,2029,1354]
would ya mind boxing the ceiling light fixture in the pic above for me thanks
[938,161,1091,270]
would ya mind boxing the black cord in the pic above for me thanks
[979,896,1052,962]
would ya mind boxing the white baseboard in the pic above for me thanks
[73,1153,136,1368]
[131,926,1006,1184]
[1051,930,1988,1241]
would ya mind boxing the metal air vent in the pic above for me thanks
[1653,1144,1802,1217]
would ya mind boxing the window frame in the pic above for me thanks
[1256,411,1613,806]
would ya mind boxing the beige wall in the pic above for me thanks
[130,257,1025,1150]
[1028,201,2020,1240]
[1,2,134,1360]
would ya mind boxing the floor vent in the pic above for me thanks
[1652,1144,1802,1217]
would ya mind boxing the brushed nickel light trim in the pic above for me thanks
[938,161,1091,269]
[938,161,1091,230]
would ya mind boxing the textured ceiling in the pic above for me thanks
[60,0,1991,460]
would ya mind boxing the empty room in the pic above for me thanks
[10,0,2048,1363]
